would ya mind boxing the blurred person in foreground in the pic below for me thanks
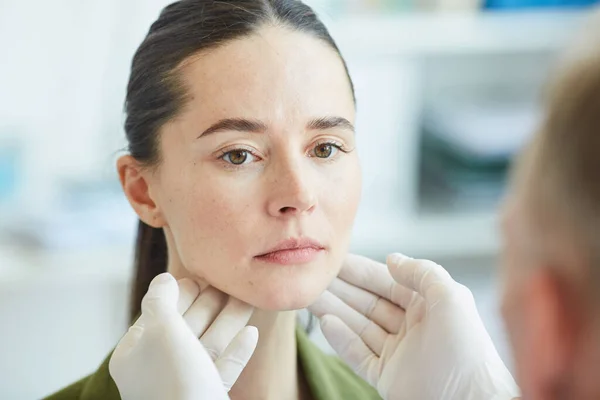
[311,10,600,400]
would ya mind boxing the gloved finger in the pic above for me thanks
[329,278,404,334]
[183,286,228,337]
[309,290,386,356]
[176,278,201,315]
[320,314,379,387]
[340,254,414,309]
[387,253,455,305]
[141,273,180,319]
[215,326,259,391]
[201,297,255,361]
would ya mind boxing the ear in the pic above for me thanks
[522,268,575,393]
[117,155,166,228]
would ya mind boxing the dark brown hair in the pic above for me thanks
[125,0,355,321]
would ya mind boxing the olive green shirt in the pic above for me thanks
[44,327,382,400]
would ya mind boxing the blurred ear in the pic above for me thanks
[117,155,166,228]
[522,268,574,394]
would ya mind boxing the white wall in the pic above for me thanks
[0,278,130,399]
[0,0,175,216]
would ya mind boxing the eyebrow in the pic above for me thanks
[197,116,355,138]
[307,116,355,133]
[198,118,268,138]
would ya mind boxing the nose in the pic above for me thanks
[266,158,317,218]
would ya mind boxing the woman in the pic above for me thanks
[46,0,380,399]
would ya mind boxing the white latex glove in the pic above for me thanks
[309,254,520,400]
[109,273,258,400]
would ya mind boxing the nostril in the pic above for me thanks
[280,206,295,214]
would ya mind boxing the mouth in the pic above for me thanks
[254,238,326,265]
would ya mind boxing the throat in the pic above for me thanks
[228,310,310,400]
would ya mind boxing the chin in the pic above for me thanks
[244,267,334,311]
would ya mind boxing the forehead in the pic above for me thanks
[177,25,355,124]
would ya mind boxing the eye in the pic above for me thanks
[222,149,255,165]
[311,142,345,159]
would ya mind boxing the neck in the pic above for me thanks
[229,310,303,400]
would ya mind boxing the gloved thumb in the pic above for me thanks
[141,273,180,319]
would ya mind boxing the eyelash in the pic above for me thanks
[217,140,352,168]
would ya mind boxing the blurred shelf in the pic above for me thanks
[331,9,587,57]
[350,209,500,259]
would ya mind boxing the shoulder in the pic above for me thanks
[42,353,121,400]
[296,327,382,400]
[43,378,86,400]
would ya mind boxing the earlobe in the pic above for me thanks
[117,155,166,228]
[526,269,572,390]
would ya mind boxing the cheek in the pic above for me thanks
[161,170,256,274]
[313,158,362,279]
[501,264,523,348]
[501,290,518,343]
[501,269,533,392]
[499,244,524,317]
[322,156,362,229]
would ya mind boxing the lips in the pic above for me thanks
[255,238,325,265]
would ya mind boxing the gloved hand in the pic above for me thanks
[309,254,520,400]
[109,273,258,400]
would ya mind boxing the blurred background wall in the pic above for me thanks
[0,0,596,398]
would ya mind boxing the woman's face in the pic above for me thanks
[142,26,360,311]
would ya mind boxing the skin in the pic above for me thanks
[118,25,360,400]
[500,186,600,400]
